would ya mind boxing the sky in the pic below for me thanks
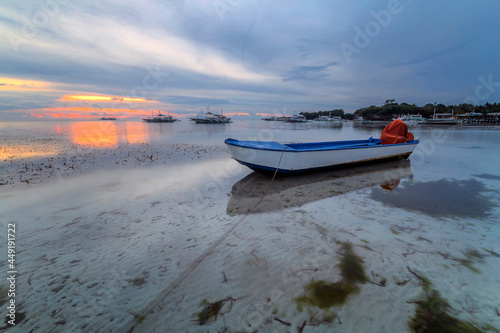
[0,0,499,120]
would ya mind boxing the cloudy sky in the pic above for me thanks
[1,0,499,120]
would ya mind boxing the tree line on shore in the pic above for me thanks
[300,100,500,120]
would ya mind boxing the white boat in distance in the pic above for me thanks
[142,112,179,123]
[315,115,342,122]
[419,114,460,125]
[396,114,425,125]
[190,107,232,123]
[225,137,419,174]
[285,114,308,122]
[418,106,460,125]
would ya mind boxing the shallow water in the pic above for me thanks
[1,121,500,332]
[370,178,497,218]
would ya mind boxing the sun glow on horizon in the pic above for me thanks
[0,77,54,91]
[25,107,181,119]
[60,95,154,103]
[226,112,250,116]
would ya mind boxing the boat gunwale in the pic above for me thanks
[224,138,419,153]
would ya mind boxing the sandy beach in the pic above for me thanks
[1,121,500,332]
[2,1,500,331]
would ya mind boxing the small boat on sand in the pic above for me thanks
[225,119,418,174]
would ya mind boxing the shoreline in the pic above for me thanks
[0,142,228,188]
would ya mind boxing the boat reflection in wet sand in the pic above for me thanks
[226,159,412,215]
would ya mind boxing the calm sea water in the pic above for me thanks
[1,120,499,332]
[2,120,500,181]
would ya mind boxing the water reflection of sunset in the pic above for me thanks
[125,122,150,144]
[71,122,119,147]
[0,146,60,160]
[70,122,150,147]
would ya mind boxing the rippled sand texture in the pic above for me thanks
[1,158,499,332]
[1,123,499,332]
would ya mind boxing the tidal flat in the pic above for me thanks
[1,120,499,332]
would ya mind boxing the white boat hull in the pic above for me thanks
[225,138,418,173]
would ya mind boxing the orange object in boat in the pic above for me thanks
[380,119,415,144]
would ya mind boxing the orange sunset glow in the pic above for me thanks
[0,77,53,91]
[60,95,154,103]
[48,113,94,118]
[44,106,144,113]
[26,107,169,119]
[226,112,250,116]
[71,122,119,147]
[0,145,61,160]
[70,122,151,147]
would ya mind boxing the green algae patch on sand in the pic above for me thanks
[196,299,225,325]
[390,228,401,235]
[195,297,237,326]
[295,280,360,311]
[407,270,495,333]
[438,248,488,274]
[337,242,369,284]
[295,243,368,312]
[409,289,483,333]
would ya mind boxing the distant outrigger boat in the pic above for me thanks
[285,114,308,123]
[315,115,342,122]
[190,107,232,123]
[419,113,460,125]
[100,117,117,120]
[142,111,179,123]
[396,114,425,126]
[418,105,460,125]
[315,112,342,122]
[397,114,425,122]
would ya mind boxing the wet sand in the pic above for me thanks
[1,122,500,332]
